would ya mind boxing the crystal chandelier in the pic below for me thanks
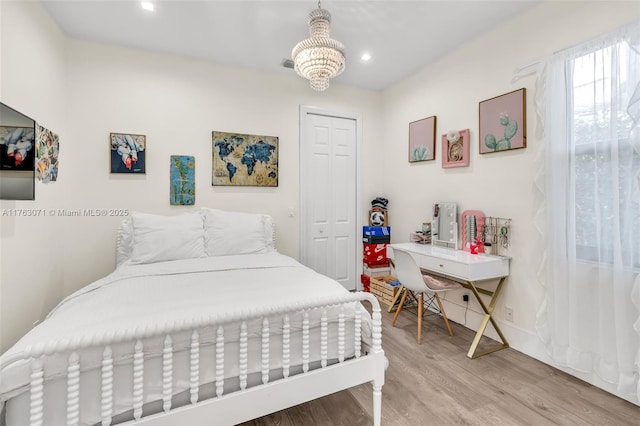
[291,1,346,91]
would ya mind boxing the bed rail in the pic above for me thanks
[1,292,385,426]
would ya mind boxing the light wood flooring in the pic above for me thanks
[241,306,639,426]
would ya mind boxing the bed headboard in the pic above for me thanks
[116,211,277,267]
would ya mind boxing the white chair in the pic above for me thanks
[391,248,461,343]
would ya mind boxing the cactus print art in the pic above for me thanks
[408,116,437,162]
[479,88,526,154]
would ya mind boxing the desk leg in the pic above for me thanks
[466,277,509,359]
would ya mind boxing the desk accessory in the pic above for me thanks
[480,217,512,256]
[461,210,485,253]
[432,202,458,249]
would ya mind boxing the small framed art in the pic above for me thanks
[170,155,195,205]
[110,133,146,173]
[408,116,436,162]
[442,129,470,168]
[479,88,526,154]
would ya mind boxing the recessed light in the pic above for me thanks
[361,53,372,62]
[141,2,155,12]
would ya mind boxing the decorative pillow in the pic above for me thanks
[422,274,462,290]
[202,208,272,256]
[130,212,206,264]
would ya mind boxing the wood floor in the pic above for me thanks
[241,307,639,426]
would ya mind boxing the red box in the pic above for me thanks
[363,243,388,266]
[360,274,371,292]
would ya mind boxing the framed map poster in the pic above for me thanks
[211,131,278,187]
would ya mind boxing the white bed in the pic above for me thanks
[0,209,386,426]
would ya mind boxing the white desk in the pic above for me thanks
[387,243,510,358]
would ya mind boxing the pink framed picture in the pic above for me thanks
[442,129,470,168]
[408,116,436,162]
[479,88,526,154]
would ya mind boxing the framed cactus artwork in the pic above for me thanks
[408,115,436,162]
[479,88,526,154]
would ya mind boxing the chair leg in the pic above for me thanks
[417,293,423,344]
[391,289,409,327]
[435,294,454,336]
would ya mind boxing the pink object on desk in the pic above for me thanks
[461,210,485,253]
[470,238,484,255]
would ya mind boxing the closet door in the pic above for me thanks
[300,108,359,290]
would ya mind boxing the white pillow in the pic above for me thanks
[130,212,206,264]
[202,208,272,256]
[262,214,276,252]
[116,217,133,266]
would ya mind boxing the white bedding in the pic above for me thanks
[1,253,372,425]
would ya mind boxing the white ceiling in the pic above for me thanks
[40,0,539,91]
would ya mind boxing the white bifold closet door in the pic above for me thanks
[301,111,357,291]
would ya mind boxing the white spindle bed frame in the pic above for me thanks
[1,293,385,426]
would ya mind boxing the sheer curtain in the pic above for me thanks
[536,22,640,405]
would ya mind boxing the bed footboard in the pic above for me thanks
[1,292,385,426]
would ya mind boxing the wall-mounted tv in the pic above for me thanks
[0,102,35,200]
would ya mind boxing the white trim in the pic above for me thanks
[299,105,363,289]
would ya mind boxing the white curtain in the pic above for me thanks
[536,22,640,405]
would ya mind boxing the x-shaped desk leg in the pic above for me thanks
[464,277,509,359]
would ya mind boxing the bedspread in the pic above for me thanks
[1,253,372,425]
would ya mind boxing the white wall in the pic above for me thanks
[377,0,639,404]
[60,40,382,295]
[0,1,382,351]
[0,0,67,353]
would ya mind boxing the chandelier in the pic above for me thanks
[291,1,346,91]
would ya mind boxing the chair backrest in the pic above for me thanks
[392,249,432,294]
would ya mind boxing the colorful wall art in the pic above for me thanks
[0,126,35,171]
[212,131,278,187]
[479,88,526,154]
[35,124,60,183]
[408,116,436,162]
[110,133,146,173]
[442,129,470,168]
[170,155,195,205]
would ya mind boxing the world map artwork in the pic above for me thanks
[212,131,278,187]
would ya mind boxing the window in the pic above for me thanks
[570,40,640,268]
[539,23,640,405]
